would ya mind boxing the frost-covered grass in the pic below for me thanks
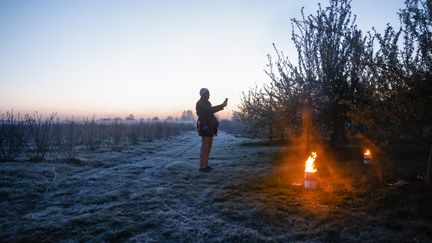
[1,131,431,242]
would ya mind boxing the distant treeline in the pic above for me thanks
[0,111,194,162]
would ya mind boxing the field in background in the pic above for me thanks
[0,111,194,163]
[1,131,431,242]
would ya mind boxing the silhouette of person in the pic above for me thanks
[196,88,228,172]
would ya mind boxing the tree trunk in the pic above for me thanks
[331,103,348,148]
[302,103,312,152]
[426,143,432,189]
[269,126,273,143]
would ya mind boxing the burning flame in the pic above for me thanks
[305,152,317,173]
[364,149,371,156]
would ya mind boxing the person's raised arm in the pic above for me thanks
[211,98,228,113]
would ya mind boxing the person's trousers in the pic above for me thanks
[200,136,213,169]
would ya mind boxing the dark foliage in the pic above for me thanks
[237,0,432,187]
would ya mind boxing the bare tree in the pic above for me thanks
[237,85,277,141]
[348,0,432,187]
[0,110,24,162]
[59,120,80,161]
[83,116,100,151]
[108,121,124,151]
[25,112,56,162]
[239,0,368,145]
[127,122,141,145]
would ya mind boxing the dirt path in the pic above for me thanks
[1,131,431,242]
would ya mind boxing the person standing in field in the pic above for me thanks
[196,88,228,172]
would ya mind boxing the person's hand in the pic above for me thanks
[223,98,228,107]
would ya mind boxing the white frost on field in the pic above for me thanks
[2,131,428,242]
[1,131,279,241]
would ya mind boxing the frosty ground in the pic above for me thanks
[1,131,431,242]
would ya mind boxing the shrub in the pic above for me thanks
[0,110,25,162]
[25,112,56,162]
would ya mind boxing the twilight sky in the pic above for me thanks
[0,0,404,119]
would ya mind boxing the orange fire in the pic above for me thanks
[364,149,371,156]
[305,152,317,173]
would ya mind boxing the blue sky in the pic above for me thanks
[0,0,405,119]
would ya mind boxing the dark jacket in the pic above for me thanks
[196,98,224,137]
